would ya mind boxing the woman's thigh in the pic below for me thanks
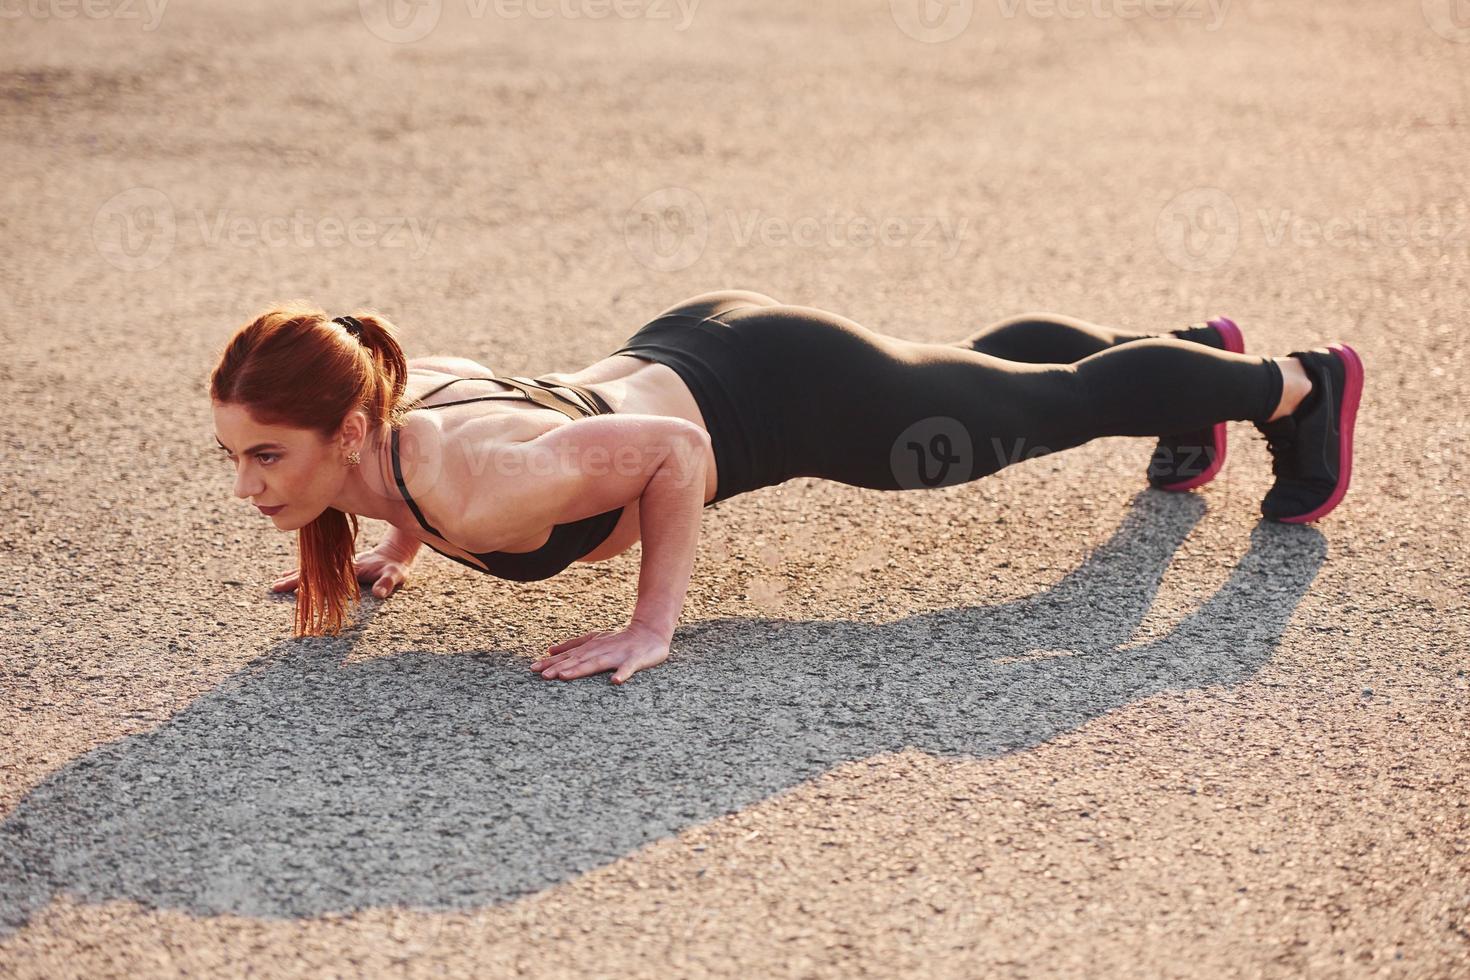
[722,303,1085,491]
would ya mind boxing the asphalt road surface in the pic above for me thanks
[2,0,1467,976]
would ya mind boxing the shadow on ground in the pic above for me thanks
[0,491,1326,932]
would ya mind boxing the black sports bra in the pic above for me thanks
[390,374,625,582]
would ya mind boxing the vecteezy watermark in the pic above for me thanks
[888,421,1067,490]
[382,423,711,501]
[1257,204,1470,251]
[476,0,699,28]
[890,0,974,43]
[623,186,709,273]
[890,417,976,489]
[92,186,177,272]
[996,0,1230,30]
[0,0,169,30]
[890,0,1228,41]
[622,187,972,272]
[193,209,440,259]
[474,429,710,484]
[1157,186,1470,271]
[359,0,442,42]
[91,188,441,270]
[1155,186,1241,272]
[726,210,971,260]
[1422,0,1470,43]
[358,0,699,43]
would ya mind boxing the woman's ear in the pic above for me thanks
[338,409,371,452]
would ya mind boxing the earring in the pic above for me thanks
[346,450,361,466]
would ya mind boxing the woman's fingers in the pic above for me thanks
[550,630,604,652]
[531,634,605,671]
[531,626,668,683]
[539,631,605,660]
[531,648,589,673]
[271,562,406,597]
[543,648,622,680]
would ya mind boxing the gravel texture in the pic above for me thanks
[1,0,1467,977]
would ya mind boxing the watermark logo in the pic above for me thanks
[92,189,441,270]
[474,429,708,487]
[1256,204,1470,250]
[1423,0,1470,43]
[890,0,974,43]
[1157,187,1469,271]
[0,0,170,30]
[987,435,1054,469]
[622,189,972,271]
[472,0,700,29]
[624,186,709,272]
[194,209,439,259]
[996,0,1230,31]
[359,0,443,43]
[890,0,1229,39]
[92,186,176,272]
[1155,186,1240,272]
[359,0,699,42]
[890,416,975,489]
[727,209,970,259]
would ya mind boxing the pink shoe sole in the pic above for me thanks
[1276,342,1364,524]
[1155,316,1246,492]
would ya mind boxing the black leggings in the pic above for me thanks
[614,291,1285,501]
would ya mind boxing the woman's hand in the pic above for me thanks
[269,541,417,599]
[530,622,672,684]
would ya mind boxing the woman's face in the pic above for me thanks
[212,402,347,531]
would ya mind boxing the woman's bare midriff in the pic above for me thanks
[400,355,717,569]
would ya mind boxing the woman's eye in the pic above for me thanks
[218,451,277,465]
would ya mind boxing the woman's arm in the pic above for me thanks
[379,523,424,563]
[625,430,710,640]
[469,415,711,682]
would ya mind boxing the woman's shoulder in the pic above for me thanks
[392,405,567,551]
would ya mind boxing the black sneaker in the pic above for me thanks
[1147,316,1246,491]
[1255,343,1364,523]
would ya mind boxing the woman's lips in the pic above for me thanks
[256,504,286,515]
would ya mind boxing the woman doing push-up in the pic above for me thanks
[209,289,1364,683]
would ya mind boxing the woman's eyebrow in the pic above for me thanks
[215,436,284,454]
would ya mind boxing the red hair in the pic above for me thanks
[209,302,409,637]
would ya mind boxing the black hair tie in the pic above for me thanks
[332,314,364,339]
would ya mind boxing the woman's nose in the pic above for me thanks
[233,469,262,499]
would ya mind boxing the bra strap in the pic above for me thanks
[407,375,484,408]
[392,375,609,547]
[399,393,550,413]
[408,374,598,421]
[533,378,611,416]
[493,376,592,419]
[390,427,446,538]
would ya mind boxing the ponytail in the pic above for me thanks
[210,303,411,637]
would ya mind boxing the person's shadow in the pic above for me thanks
[0,490,1326,934]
